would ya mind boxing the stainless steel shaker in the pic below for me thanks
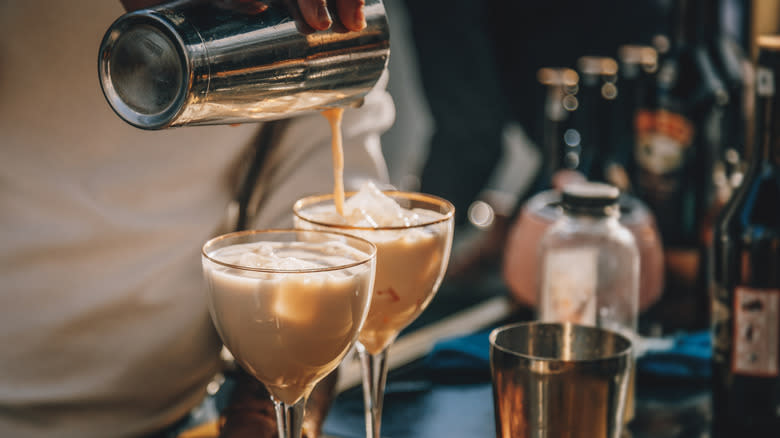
[98,0,390,129]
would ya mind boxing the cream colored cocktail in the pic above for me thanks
[293,183,454,438]
[202,230,376,438]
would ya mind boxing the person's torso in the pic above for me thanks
[0,2,259,436]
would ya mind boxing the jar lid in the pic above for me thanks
[561,182,620,214]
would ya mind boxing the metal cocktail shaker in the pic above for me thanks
[98,0,390,129]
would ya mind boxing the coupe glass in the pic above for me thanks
[202,229,376,438]
[293,192,455,438]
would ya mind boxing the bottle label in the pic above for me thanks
[540,248,598,325]
[732,286,780,377]
[756,66,775,97]
[711,285,731,361]
[635,109,695,176]
[633,109,698,242]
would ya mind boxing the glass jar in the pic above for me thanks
[537,182,639,337]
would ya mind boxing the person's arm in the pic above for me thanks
[120,0,367,32]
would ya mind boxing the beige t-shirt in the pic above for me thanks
[0,2,393,437]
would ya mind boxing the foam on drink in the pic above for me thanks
[203,241,373,404]
[305,181,429,228]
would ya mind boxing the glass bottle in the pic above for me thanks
[631,0,728,331]
[706,0,752,169]
[699,0,754,328]
[635,0,728,245]
[534,67,581,191]
[537,182,640,337]
[711,35,780,438]
[574,56,619,183]
[607,45,658,193]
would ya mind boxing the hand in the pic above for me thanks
[285,0,366,32]
[120,0,366,32]
[217,367,339,438]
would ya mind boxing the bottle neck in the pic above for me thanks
[701,0,721,39]
[753,49,780,168]
[673,0,718,46]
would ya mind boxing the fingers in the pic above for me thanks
[294,0,366,32]
[332,0,366,32]
[121,0,365,33]
[295,0,333,31]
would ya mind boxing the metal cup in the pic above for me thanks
[98,0,390,129]
[490,322,632,438]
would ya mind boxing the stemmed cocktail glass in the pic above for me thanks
[201,230,377,438]
[293,191,455,438]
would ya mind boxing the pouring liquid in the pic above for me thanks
[321,108,345,216]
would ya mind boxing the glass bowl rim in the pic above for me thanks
[202,229,377,273]
[293,190,455,231]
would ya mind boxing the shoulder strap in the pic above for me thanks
[217,119,290,234]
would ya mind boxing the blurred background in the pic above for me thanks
[378,0,780,335]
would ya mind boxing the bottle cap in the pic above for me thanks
[757,35,780,51]
[561,182,620,215]
[617,45,658,73]
[537,67,579,87]
[577,56,618,78]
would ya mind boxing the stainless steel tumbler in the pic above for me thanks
[490,322,633,438]
[98,0,390,129]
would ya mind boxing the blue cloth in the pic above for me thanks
[423,328,712,383]
[637,330,712,381]
[423,329,492,376]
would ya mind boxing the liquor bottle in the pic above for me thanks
[607,45,659,192]
[711,35,780,437]
[706,0,752,174]
[574,56,619,183]
[697,0,753,227]
[632,0,728,331]
[695,1,753,251]
[534,67,581,190]
[698,0,755,343]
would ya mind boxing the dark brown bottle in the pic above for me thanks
[632,0,727,247]
[574,56,619,183]
[698,0,754,349]
[706,0,752,168]
[607,45,659,192]
[535,67,581,188]
[632,0,728,331]
[711,35,780,438]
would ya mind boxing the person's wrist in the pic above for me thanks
[120,0,166,12]
[218,367,277,438]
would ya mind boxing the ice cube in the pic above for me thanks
[238,251,275,268]
[254,243,275,258]
[343,182,406,227]
[226,243,321,271]
[400,209,421,227]
[274,256,321,271]
[306,205,347,225]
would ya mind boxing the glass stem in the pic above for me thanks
[273,395,307,438]
[358,344,390,438]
